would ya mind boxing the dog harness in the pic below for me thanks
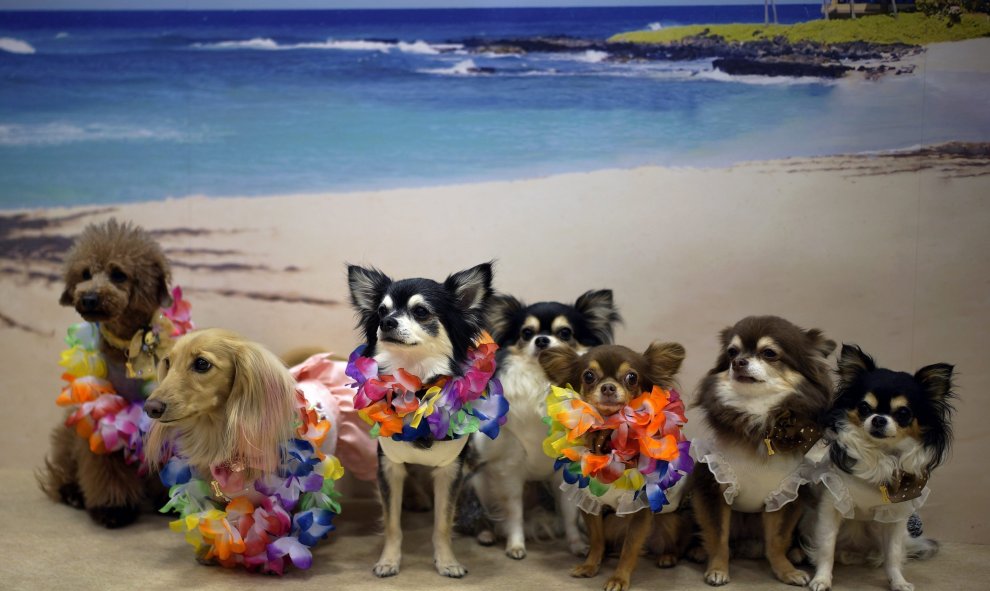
[544,385,693,516]
[806,452,930,522]
[692,416,821,513]
[55,286,192,468]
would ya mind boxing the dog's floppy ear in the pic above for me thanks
[836,344,875,387]
[226,340,297,476]
[347,265,390,314]
[59,286,74,307]
[539,347,580,387]
[915,362,955,403]
[644,341,686,388]
[574,289,622,345]
[444,262,494,314]
[486,293,524,346]
[805,328,836,359]
[154,255,173,308]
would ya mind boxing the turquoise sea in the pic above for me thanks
[1,5,988,208]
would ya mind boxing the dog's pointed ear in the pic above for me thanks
[347,265,390,314]
[805,328,836,359]
[915,362,955,402]
[444,262,494,314]
[709,326,735,374]
[486,293,524,345]
[539,347,580,387]
[836,344,875,386]
[644,341,685,388]
[227,341,296,476]
[574,289,622,345]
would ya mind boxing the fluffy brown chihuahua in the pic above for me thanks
[691,315,835,586]
[541,342,687,591]
[39,218,173,528]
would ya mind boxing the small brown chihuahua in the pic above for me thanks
[540,342,686,591]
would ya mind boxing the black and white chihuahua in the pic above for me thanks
[806,345,955,591]
[470,290,621,559]
[347,262,495,579]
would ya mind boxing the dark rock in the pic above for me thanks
[713,57,851,78]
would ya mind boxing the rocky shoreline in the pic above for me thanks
[457,35,923,79]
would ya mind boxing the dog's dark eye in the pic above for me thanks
[192,357,212,373]
[624,372,638,387]
[582,370,596,385]
[412,305,431,321]
[81,268,92,281]
[857,401,873,417]
[109,268,128,284]
[726,346,739,359]
[557,328,573,341]
[377,304,388,317]
[892,407,913,426]
[521,328,534,341]
[761,348,778,360]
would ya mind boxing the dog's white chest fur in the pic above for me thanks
[379,437,467,467]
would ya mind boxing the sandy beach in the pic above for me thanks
[2,145,989,550]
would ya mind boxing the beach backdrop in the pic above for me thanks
[2,0,990,552]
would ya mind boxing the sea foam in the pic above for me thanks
[0,123,191,146]
[0,37,36,55]
[193,37,459,54]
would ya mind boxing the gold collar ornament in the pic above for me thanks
[99,312,176,379]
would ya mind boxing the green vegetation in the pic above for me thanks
[609,12,990,46]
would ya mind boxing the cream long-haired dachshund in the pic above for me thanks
[144,329,298,492]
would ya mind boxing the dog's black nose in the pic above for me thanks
[534,336,550,350]
[144,399,166,419]
[382,317,398,331]
[600,383,617,398]
[80,293,100,311]
[732,357,749,369]
[871,415,888,429]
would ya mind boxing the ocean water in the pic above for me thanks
[1,5,988,208]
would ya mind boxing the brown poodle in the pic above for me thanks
[39,218,174,528]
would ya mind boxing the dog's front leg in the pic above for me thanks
[605,509,653,591]
[554,470,589,556]
[500,465,528,559]
[432,460,467,577]
[76,443,143,528]
[374,453,407,577]
[882,519,913,591]
[572,510,605,578]
[809,494,843,591]
[763,502,809,586]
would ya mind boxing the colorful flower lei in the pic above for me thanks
[543,385,693,513]
[346,334,509,442]
[55,286,193,471]
[159,389,344,574]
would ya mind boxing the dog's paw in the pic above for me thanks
[704,569,730,586]
[603,575,630,591]
[58,482,85,509]
[657,553,678,568]
[373,561,401,578]
[889,581,914,591]
[571,563,601,578]
[435,560,467,578]
[569,538,590,557]
[88,504,140,529]
[775,568,810,587]
[809,577,832,591]
[477,529,496,546]
[505,545,527,560]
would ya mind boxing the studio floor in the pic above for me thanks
[3,469,987,591]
